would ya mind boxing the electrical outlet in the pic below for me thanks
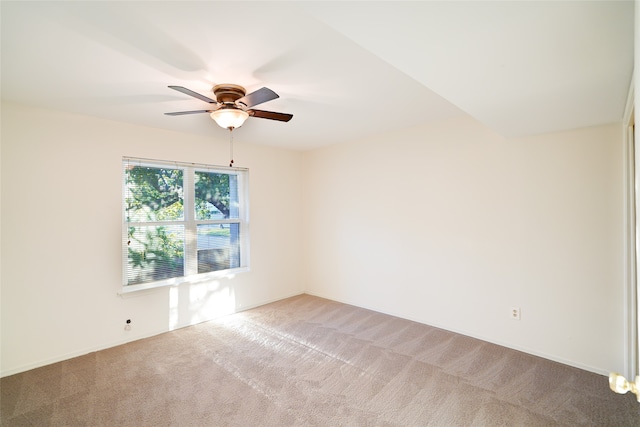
[510,307,521,320]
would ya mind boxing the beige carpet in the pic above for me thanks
[2,294,639,426]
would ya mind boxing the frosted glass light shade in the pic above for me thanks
[210,109,249,129]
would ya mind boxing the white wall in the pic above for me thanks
[303,116,625,375]
[0,102,305,376]
[0,102,628,377]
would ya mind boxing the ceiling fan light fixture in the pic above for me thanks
[210,108,249,129]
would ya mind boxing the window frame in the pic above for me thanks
[121,157,250,293]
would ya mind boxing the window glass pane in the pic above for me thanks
[197,224,241,273]
[195,171,239,220]
[127,225,184,285]
[125,166,184,222]
[122,158,249,289]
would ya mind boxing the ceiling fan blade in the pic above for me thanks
[164,110,215,116]
[249,109,293,122]
[237,87,279,108]
[168,86,217,103]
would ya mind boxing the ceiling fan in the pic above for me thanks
[165,84,293,130]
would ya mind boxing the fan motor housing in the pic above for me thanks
[212,84,246,104]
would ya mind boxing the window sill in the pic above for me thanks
[118,267,249,296]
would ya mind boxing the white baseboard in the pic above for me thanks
[302,290,609,377]
[1,290,306,378]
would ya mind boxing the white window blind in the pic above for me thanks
[122,157,249,291]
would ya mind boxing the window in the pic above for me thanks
[122,157,249,291]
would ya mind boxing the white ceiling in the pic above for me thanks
[1,1,634,150]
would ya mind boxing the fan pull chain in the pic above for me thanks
[228,128,235,167]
